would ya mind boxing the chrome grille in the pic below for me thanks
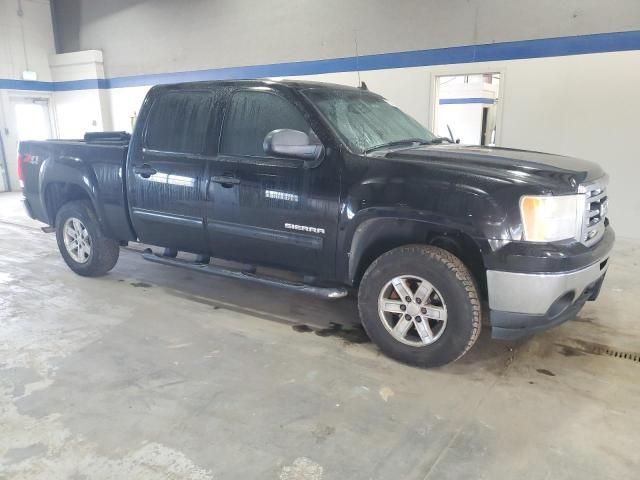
[578,176,608,247]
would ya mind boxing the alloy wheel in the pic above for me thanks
[377,275,448,346]
[63,217,92,264]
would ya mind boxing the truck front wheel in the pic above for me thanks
[358,245,481,367]
[55,200,120,277]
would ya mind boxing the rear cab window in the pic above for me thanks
[145,91,216,155]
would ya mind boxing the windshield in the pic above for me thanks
[303,88,437,154]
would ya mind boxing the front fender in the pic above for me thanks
[335,165,522,284]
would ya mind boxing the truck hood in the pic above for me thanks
[375,144,604,192]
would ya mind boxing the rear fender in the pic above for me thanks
[40,155,111,235]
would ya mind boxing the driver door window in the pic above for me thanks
[220,90,311,157]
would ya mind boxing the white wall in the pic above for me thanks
[104,50,640,239]
[49,50,112,138]
[1,0,638,239]
[109,85,150,132]
[0,0,55,80]
[0,0,56,191]
[401,51,640,239]
[498,52,640,239]
[51,0,640,78]
[0,1,111,189]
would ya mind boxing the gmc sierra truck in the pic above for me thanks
[19,79,613,367]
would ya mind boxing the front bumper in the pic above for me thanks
[487,229,613,340]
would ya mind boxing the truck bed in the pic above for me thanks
[19,132,135,242]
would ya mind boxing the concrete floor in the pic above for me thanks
[0,191,639,480]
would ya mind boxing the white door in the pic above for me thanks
[2,97,53,191]
[0,132,9,192]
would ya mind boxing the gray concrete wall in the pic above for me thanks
[51,0,640,77]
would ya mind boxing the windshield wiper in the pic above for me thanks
[427,137,454,144]
[363,139,430,154]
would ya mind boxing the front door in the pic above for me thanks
[206,88,341,279]
[128,90,217,253]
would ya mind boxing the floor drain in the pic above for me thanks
[557,340,640,364]
[599,348,640,363]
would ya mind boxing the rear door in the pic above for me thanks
[206,88,341,279]
[128,90,217,253]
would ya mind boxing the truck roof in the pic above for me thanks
[151,78,365,93]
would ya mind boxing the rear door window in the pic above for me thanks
[220,90,310,157]
[145,91,215,154]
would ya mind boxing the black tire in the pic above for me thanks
[55,200,120,277]
[358,245,481,367]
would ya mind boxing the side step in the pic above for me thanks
[141,252,349,299]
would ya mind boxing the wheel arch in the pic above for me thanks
[39,157,112,236]
[346,217,487,297]
[44,182,94,224]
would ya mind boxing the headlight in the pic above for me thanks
[519,195,584,242]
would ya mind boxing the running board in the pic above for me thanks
[141,252,348,299]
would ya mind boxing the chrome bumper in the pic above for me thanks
[487,258,609,315]
[487,255,610,340]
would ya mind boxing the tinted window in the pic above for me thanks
[146,92,214,154]
[220,91,310,157]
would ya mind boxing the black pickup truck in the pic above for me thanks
[19,79,614,367]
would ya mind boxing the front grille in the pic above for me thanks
[578,176,609,247]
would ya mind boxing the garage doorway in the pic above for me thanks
[433,73,501,146]
[2,96,54,191]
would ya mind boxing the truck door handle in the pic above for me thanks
[211,175,240,187]
[133,164,157,178]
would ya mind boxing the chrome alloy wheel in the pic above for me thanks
[63,217,92,264]
[377,275,448,346]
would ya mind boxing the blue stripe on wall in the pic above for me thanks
[440,98,495,105]
[0,79,55,91]
[53,79,110,91]
[0,78,109,91]
[1,30,639,92]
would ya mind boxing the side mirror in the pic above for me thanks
[263,129,324,161]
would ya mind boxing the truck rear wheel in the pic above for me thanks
[55,200,120,277]
[358,245,481,367]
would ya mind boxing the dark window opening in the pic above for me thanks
[220,90,310,157]
[145,92,215,154]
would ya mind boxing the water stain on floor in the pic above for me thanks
[292,324,313,333]
[292,322,369,344]
[557,344,586,357]
[573,316,596,324]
